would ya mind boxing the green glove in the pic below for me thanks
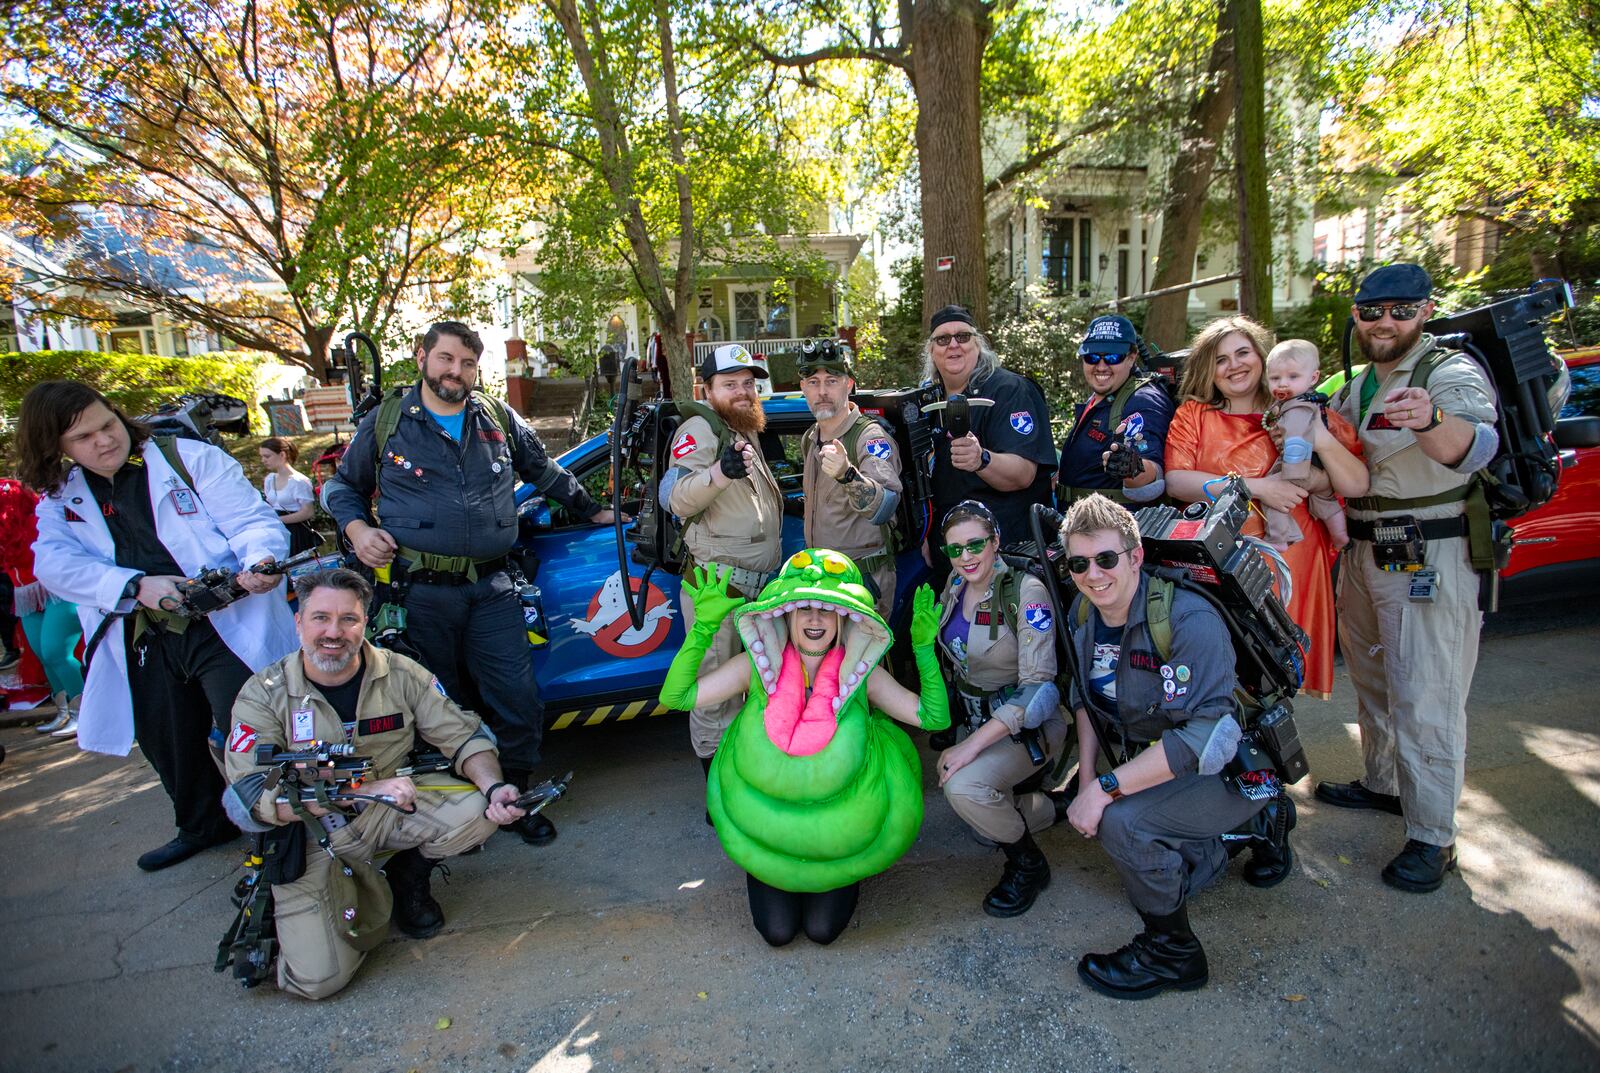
[681,564,745,636]
[660,566,744,711]
[909,583,939,649]
[909,584,950,731]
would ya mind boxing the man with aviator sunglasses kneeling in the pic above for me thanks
[1060,494,1281,999]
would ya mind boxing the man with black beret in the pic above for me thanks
[920,305,1057,577]
[1319,263,1498,893]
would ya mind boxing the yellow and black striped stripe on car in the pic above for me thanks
[548,698,672,730]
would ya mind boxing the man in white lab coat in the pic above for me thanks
[16,381,299,872]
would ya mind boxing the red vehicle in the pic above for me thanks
[1501,347,1600,601]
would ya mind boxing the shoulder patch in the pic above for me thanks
[1023,602,1052,632]
[431,676,449,697]
[862,438,893,461]
[671,434,698,460]
[227,723,258,754]
[1010,411,1035,435]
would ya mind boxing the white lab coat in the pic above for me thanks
[32,438,299,756]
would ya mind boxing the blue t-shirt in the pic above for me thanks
[1087,618,1123,715]
[427,406,466,442]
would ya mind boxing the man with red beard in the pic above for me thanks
[660,345,783,786]
[1321,264,1499,894]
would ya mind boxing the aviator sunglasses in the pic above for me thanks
[1355,302,1425,323]
[941,536,994,560]
[1066,547,1136,574]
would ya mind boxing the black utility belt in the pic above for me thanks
[1349,514,1467,572]
[405,555,508,586]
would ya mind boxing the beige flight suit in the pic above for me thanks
[935,562,1068,844]
[227,643,500,1000]
[801,406,903,619]
[665,413,784,758]
[1331,334,1497,847]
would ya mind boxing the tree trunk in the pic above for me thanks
[303,325,334,381]
[1232,0,1272,326]
[908,0,991,329]
[1143,1,1235,352]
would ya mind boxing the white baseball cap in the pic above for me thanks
[699,343,770,383]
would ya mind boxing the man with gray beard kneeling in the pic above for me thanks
[222,569,528,999]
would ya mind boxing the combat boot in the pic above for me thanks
[385,847,445,939]
[1241,794,1296,889]
[501,768,558,845]
[1077,903,1209,1000]
[983,832,1051,917]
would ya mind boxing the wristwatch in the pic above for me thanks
[1098,771,1123,800]
[1419,405,1445,431]
[976,448,992,472]
[835,465,863,485]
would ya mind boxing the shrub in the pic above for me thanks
[0,349,263,419]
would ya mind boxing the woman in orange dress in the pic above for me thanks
[1163,318,1368,698]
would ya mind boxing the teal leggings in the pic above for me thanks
[21,597,84,698]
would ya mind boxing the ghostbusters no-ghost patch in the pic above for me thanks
[863,438,893,461]
[671,434,698,459]
[228,723,258,753]
[1010,411,1035,435]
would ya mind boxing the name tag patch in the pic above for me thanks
[291,707,316,743]
[1126,649,1161,672]
[358,713,404,736]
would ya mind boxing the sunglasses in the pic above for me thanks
[941,536,993,560]
[931,331,975,349]
[1080,351,1129,367]
[1066,547,1136,574]
[1356,302,1425,323]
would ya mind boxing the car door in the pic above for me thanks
[1505,357,1600,579]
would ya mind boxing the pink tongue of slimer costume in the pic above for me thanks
[764,644,845,756]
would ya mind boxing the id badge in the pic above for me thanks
[291,707,316,743]
[171,488,199,516]
[1407,568,1439,604]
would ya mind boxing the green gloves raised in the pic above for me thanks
[681,564,745,636]
[909,584,950,731]
[660,565,745,711]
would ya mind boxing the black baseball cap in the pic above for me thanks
[929,304,977,334]
[1079,314,1139,357]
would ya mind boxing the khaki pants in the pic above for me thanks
[273,779,497,1000]
[867,562,895,622]
[681,587,743,760]
[1337,535,1481,846]
[941,720,1068,844]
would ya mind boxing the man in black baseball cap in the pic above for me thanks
[919,304,1056,575]
[1057,314,1172,510]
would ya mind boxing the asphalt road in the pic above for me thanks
[1,603,1597,1073]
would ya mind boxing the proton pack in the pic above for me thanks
[1018,483,1311,785]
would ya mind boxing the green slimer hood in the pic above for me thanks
[708,548,925,893]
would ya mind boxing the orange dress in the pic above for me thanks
[1164,401,1362,699]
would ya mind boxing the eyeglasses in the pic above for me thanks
[931,331,975,349]
[1080,351,1129,367]
[941,536,993,560]
[1356,302,1425,323]
[1065,547,1136,574]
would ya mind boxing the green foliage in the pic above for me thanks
[0,350,261,420]
[873,257,927,382]
[989,295,1097,431]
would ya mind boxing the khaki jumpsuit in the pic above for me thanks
[800,406,903,619]
[226,644,499,1000]
[935,563,1068,843]
[664,413,784,758]
[1331,335,1497,847]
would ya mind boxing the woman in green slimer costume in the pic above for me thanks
[660,548,950,946]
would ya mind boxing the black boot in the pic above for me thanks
[1077,904,1209,1000]
[700,754,714,827]
[1241,795,1296,889]
[983,832,1051,918]
[384,848,445,939]
[501,768,557,846]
